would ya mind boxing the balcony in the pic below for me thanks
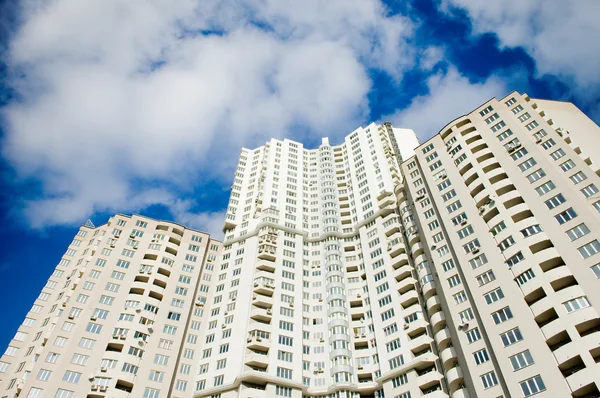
[397,276,417,295]
[394,264,413,282]
[431,312,446,333]
[417,368,444,390]
[440,347,457,370]
[422,281,436,300]
[256,260,275,273]
[434,327,451,349]
[252,294,273,309]
[447,366,464,393]
[387,237,406,258]
[250,306,273,323]
[253,278,275,296]
[247,331,271,351]
[257,244,276,261]
[245,351,269,368]
[451,388,470,398]
[390,252,410,270]
[426,295,441,315]
[409,334,432,354]
[399,289,419,309]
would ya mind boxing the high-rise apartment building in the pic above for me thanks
[0,215,223,398]
[1,91,600,398]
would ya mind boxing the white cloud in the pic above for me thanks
[2,0,419,229]
[386,67,506,140]
[442,0,600,87]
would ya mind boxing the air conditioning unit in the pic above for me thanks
[535,137,543,143]
[68,314,75,320]
[266,309,272,315]
[91,384,98,391]
[289,303,294,307]
[119,335,126,340]
[112,334,119,339]
[129,234,136,238]
[460,219,468,226]
[100,366,107,372]
[110,244,116,248]
[472,248,480,254]
[416,194,425,201]
[139,270,145,274]
[135,308,141,313]
[507,146,515,153]
[320,338,325,342]
[247,337,253,342]
[99,386,108,392]
[354,334,360,338]
[256,336,262,342]
[403,324,410,330]
[357,293,361,298]
[147,326,154,333]
[62,302,67,307]
[479,206,486,215]
[318,298,323,302]
[222,324,226,329]
[358,365,364,370]
[361,333,366,338]
[90,316,97,321]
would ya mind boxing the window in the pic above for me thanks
[521,224,542,237]
[473,348,490,365]
[566,223,590,241]
[28,388,44,398]
[447,275,461,288]
[276,386,292,397]
[579,240,600,259]
[492,306,513,324]
[545,193,566,209]
[510,350,534,371]
[63,370,81,384]
[518,158,537,171]
[570,171,587,184]
[37,368,52,381]
[498,236,515,251]
[520,375,546,397]
[501,327,523,347]
[459,308,474,322]
[535,180,555,196]
[143,388,160,398]
[476,270,495,286]
[526,169,546,183]
[470,254,488,269]
[276,367,292,379]
[484,288,504,304]
[555,208,577,225]
[54,390,74,398]
[466,327,481,343]
[563,296,590,313]
[481,371,498,389]
[453,291,467,304]
[506,252,524,268]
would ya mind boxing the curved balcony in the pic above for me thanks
[434,327,451,349]
[541,317,566,341]
[411,241,425,257]
[447,366,464,393]
[545,265,574,286]
[451,388,470,398]
[431,311,446,333]
[388,240,406,258]
[440,347,457,371]
[426,296,441,315]
[530,296,555,319]
[422,281,436,300]
[566,366,597,395]
[553,341,581,368]
[406,319,428,337]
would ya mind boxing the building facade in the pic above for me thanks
[1,91,600,398]
[0,215,223,398]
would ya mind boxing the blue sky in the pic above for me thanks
[0,0,599,350]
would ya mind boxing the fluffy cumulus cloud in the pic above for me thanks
[2,0,419,229]
[386,67,507,140]
[442,0,600,89]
